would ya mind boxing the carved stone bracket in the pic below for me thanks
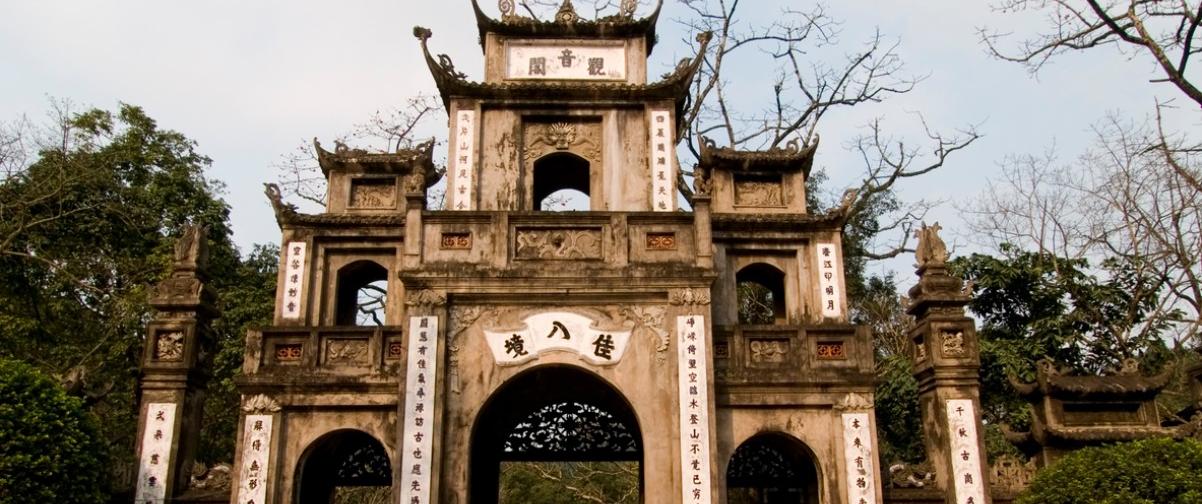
[241,394,282,414]
[669,288,711,308]
[405,289,447,307]
[833,392,874,411]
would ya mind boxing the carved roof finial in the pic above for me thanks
[620,0,637,17]
[173,224,209,276]
[914,221,949,269]
[498,0,516,19]
[555,0,579,24]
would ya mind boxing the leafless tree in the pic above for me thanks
[675,0,979,260]
[274,94,443,206]
[980,0,1202,194]
[965,115,1201,345]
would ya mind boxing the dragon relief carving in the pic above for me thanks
[940,330,965,357]
[326,339,369,365]
[515,228,602,259]
[447,305,491,393]
[154,331,185,361]
[620,306,670,361]
[524,120,602,164]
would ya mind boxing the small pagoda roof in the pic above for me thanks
[1009,359,1172,401]
[698,136,818,176]
[414,26,710,120]
[313,138,439,184]
[469,0,662,54]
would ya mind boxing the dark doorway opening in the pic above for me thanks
[726,433,820,504]
[471,365,643,503]
[533,152,591,211]
[736,263,787,324]
[295,429,392,504]
[334,260,388,326]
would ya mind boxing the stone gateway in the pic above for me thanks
[132,1,1001,503]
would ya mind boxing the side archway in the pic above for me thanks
[470,365,643,504]
[294,429,392,504]
[726,432,821,504]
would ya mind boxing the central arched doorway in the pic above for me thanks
[726,433,821,504]
[470,365,643,503]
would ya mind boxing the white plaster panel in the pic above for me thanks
[401,316,440,504]
[450,110,477,210]
[841,413,878,504]
[649,110,676,212]
[946,399,987,504]
[135,402,177,504]
[815,242,843,318]
[237,414,273,504]
[677,315,712,503]
[483,311,631,366]
[281,241,306,319]
[505,42,627,80]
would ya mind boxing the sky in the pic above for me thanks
[0,0,1186,279]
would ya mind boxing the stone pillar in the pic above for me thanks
[403,171,427,270]
[692,194,713,269]
[134,225,219,502]
[907,224,991,504]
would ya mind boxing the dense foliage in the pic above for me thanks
[1017,438,1202,504]
[0,104,276,477]
[0,358,107,503]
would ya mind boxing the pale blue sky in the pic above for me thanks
[0,1,1184,277]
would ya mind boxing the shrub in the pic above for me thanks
[0,359,107,503]
[1017,437,1202,504]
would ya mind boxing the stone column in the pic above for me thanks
[907,224,991,504]
[134,225,219,502]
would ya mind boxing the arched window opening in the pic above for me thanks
[533,152,590,211]
[736,263,787,325]
[335,260,388,326]
[726,433,820,504]
[472,365,642,504]
[295,429,392,504]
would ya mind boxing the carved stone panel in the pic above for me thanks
[348,178,396,208]
[324,338,369,366]
[645,232,676,250]
[816,341,846,360]
[154,330,185,362]
[748,338,789,365]
[514,228,602,260]
[940,330,965,358]
[734,176,784,207]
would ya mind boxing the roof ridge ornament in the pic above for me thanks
[498,0,516,20]
[620,0,637,17]
[555,0,579,24]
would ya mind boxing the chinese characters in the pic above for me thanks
[281,242,306,319]
[451,110,476,210]
[841,412,878,504]
[238,414,273,504]
[648,110,675,212]
[506,43,626,80]
[135,403,177,504]
[677,315,712,503]
[946,399,986,504]
[484,312,632,366]
[815,243,842,318]
[401,316,440,504]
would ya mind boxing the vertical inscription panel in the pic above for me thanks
[677,315,712,503]
[281,242,306,319]
[135,402,177,504]
[841,413,878,504]
[401,316,440,504]
[237,414,274,504]
[649,110,677,212]
[450,110,477,210]
[815,243,843,318]
[946,399,987,504]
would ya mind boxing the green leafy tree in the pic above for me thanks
[0,358,107,503]
[0,102,277,475]
[949,246,1175,432]
[1017,437,1202,504]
